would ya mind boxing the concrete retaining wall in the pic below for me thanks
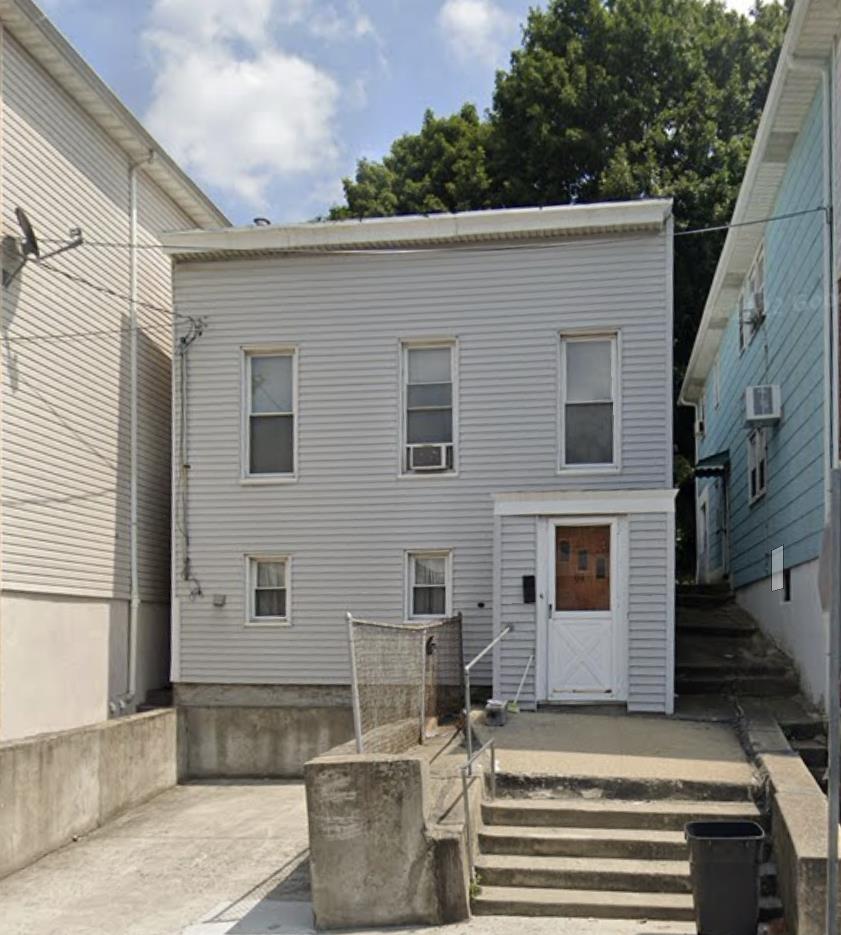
[0,709,176,880]
[744,709,840,935]
[175,684,354,778]
[305,749,475,929]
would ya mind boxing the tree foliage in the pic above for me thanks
[330,0,790,571]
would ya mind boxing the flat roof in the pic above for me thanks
[0,0,228,229]
[160,199,673,260]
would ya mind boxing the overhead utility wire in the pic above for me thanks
[3,319,175,344]
[673,205,827,237]
[38,261,193,319]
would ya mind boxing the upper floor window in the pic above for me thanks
[244,349,296,478]
[402,342,456,474]
[747,427,767,504]
[740,245,765,351]
[406,550,452,619]
[559,334,618,469]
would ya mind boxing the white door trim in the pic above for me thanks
[536,515,628,703]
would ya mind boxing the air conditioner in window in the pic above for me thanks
[407,443,453,471]
[745,384,781,426]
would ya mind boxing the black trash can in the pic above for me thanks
[685,820,765,935]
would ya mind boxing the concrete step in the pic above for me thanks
[471,885,694,921]
[791,738,828,770]
[479,825,687,860]
[676,605,756,636]
[676,672,799,696]
[676,592,736,610]
[482,797,763,831]
[475,853,691,893]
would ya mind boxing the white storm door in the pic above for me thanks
[547,520,618,701]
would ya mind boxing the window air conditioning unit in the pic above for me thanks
[408,443,453,471]
[745,384,782,426]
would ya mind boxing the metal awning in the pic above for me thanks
[694,449,730,478]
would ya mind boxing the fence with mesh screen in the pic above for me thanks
[347,612,464,754]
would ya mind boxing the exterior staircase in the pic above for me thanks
[676,584,800,698]
[471,794,773,921]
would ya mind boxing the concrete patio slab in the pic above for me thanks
[473,710,757,795]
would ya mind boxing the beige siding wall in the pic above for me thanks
[0,29,188,601]
[173,228,672,686]
[0,29,198,736]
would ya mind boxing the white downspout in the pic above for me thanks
[126,151,154,709]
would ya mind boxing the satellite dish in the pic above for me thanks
[15,207,39,259]
[3,207,82,287]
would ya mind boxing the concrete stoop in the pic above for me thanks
[471,793,774,922]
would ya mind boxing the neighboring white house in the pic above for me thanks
[0,0,226,741]
[163,200,676,777]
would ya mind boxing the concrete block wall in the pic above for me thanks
[0,709,176,880]
[175,684,355,778]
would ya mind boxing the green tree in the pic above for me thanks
[331,104,493,219]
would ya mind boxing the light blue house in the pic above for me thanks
[679,0,840,708]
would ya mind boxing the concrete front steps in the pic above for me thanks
[471,796,768,921]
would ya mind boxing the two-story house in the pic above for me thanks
[0,0,226,741]
[163,200,676,777]
[680,0,841,709]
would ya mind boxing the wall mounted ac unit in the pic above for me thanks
[745,384,781,425]
[407,443,453,471]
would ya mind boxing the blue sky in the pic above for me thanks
[41,0,754,227]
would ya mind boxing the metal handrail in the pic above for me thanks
[460,738,496,883]
[463,625,512,769]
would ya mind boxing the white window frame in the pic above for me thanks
[241,346,298,484]
[713,357,720,409]
[245,554,291,627]
[405,549,453,621]
[747,427,768,504]
[558,332,621,473]
[739,244,765,352]
[399,339,459,478]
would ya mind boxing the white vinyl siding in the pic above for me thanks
[559,334,619,469]
[0,30,193,602]
[173,227,671,685]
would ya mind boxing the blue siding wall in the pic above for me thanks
[699,87,827,589]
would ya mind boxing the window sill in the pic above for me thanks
[240,475,298,486]
[398,471,459,480]
[748,491,767,507]
[557,464,621,476]
[244,619,292,628]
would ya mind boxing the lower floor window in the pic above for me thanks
[248,556,289,623]
[747,428,768,503]
[407,550,452,619]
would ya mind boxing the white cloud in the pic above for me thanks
[722,0,756,13]
[438,0,517,68]
[143,0,377,209]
